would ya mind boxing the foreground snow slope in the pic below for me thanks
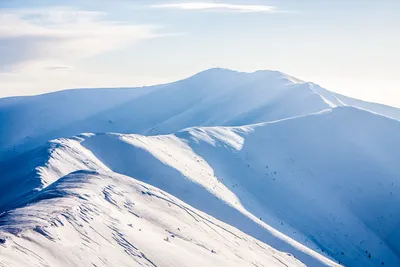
[1,68,398,158]
[0,135,337,267]
[0,170,305,267]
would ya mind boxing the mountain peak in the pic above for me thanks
[191,67,239,79]
[193,68,304,85]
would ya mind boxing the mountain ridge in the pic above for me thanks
[1,68,398,159]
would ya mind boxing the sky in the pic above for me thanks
[0,0,399,107]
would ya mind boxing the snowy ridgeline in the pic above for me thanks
[1,68,399,158]
[1,69,400,267]
[0,170,305,267]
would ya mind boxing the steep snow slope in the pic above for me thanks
[1,68,398,158]
[0,170,305,267]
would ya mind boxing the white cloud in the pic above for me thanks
[151,2,277,13]
[0,7,166,71]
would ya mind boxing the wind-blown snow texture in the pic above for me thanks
[0,170,306,267]
[1,68,399,267]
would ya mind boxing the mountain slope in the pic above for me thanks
[78,107,400,267]
[1,68,398,159]
[310,84,400,120]
[0,170,305,267]
[0,133,338,267]
[2,106,399,266]
[0,87,159,156]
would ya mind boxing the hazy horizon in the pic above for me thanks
[1,0,399,107]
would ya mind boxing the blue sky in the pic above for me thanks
[0,0,399,107]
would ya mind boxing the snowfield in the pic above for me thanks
[1,69,399,267]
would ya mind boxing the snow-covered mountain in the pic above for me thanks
[1,68,398,158]
[1,69,399,267]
